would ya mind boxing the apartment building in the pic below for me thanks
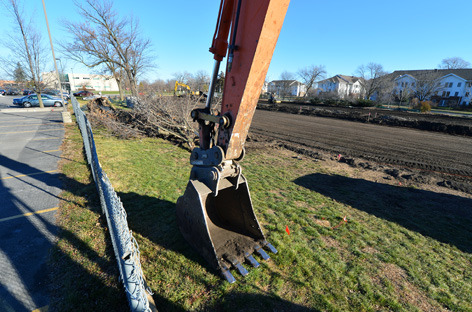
[317,75,364,99]
[392,69,472,106]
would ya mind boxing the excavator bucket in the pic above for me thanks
[176,173,277,283]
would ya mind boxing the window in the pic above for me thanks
[458,82,462,87]
[442,91,446,97]
[466,92,470,97]
[446,91,451,97]
[83,77,90,80]
[449,82,453,88]
[74,77,80,79]
[411,82,415,87]
[445,82,449,87]
[455,92,459,96]
[93,78,100,80]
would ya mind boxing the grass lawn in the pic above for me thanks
[52,120,472,311]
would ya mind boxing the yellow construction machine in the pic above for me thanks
[176,0,290,283]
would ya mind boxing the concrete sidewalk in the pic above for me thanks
[0,110,64,312]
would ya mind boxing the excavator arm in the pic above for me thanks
[176,0,290,283]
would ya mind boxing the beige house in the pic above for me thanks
[318,75,364,99]
[268,80,307,97]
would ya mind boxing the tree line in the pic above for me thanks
[1,0,153,102]
[276,57,471,103]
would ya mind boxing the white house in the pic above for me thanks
[392,69,472,106]
[42,72,120,92]
[317,75,364,99]
[268,80,307,97]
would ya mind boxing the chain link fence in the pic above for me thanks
[71,96,153,312]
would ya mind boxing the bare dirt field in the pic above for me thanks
[249,108,472,194]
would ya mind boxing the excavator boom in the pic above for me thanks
[176,0,290,283]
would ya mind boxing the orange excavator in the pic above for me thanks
[176,0,290,283]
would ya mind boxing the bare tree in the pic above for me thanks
[297,65,326,97]
[173,71,193,85]
[61,0,153,97]
[193,70,210,92]
[2,0,47,107]
[411,71,444,101]
[438,57,470,69]
[278,71,295,99]
[356,63,388,100]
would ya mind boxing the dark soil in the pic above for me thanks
[249,109,472,194]
[258,102,472,136]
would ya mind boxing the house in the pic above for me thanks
[392,69,472,106]
[317,75,364,99]
[268,80,307,97]
[42,72,120,92]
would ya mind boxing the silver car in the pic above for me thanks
[19,94,66,107]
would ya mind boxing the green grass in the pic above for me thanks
[52,122,472,311]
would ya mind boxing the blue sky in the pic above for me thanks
[1,0,471,81]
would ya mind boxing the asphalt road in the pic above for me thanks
[0,109,64,311]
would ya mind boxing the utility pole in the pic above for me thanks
[41,0,71,122]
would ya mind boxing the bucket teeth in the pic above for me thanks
[221,265,236,284]
[254,245,270,260]
[227,256,249,276]
[244,252,260,268]
[263,241,278,254]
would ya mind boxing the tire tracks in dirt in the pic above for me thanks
[250,110,472,191]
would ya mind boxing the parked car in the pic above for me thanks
[16,94,67,107]
[23,89,34,95]
[0,89,6,96]
[13,95,28,106]
[73,90,94,97]
[7,89,20,95]
[44,89,70,100]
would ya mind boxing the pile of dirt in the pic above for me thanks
[258,103,472,136]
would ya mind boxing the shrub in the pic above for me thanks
[353,99,375,107]
[419,101,432,113]
[309,97,322,105]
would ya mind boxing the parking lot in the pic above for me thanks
[0,109,64,311]
[0,95,18,109]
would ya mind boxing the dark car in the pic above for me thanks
[23,89,34,95]
[16,94,66,107]
[73,90,94,97]
[7,89,21,95]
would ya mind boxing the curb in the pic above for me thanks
[0,107,72,123]
[0,107,65,113]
